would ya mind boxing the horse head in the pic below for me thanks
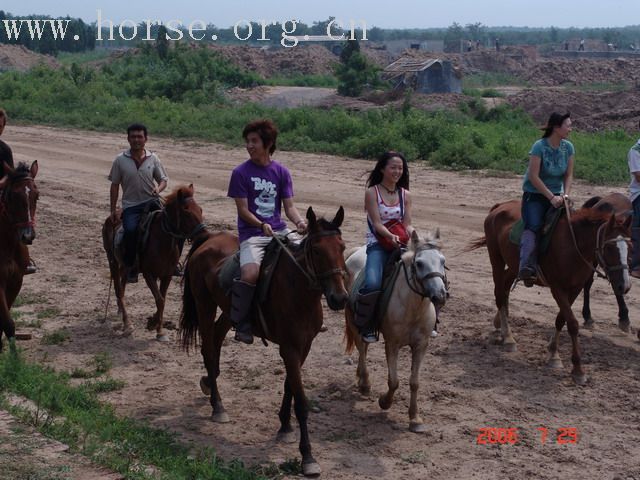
[405,229,448,307]
[597,213,632,296]
[163,184,205,239]
[0,160,39,244]
[304,206,348,310]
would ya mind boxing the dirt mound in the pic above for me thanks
[0,44,59,71]
[208,44,339,77]
[524,57,640,86]
[507,87,640,132]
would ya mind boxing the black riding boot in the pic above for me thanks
[518,229,538,286]
[354,291,381,343]
[230,280,255,344]
[631,227,640,278]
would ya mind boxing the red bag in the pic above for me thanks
[377,220,410,251]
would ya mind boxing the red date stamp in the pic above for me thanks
[476,427,578,445]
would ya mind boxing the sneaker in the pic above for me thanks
[25,258,37,275]
[361,330,378,343]
[430,330,438,338]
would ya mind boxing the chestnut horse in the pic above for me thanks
[344,230,448,433]
[0,161,39,352]
[469,200,631,385]
[180,207,348,477]
[102,184,205,340]
[580,193,635,336]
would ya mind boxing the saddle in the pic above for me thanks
[509,206,565,255]
[114,199,164,265]
[218,236,290,304]
[348,248,404,328]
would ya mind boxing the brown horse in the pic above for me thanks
[580,193,635,335]
[0,161,38,352]
[180,206,348,477]
[344,230,448,433]
[102,184,205,340]
[469,200,631,385]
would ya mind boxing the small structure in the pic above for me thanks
[382,57,462,94]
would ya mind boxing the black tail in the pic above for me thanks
[179,233,210,352]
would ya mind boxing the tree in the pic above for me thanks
[335,38,380,97]
[156,25,169,59]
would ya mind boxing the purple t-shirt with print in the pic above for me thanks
[227,159,294,242]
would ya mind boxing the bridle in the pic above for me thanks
[0,174,37,229]
[273,229,347,290]
[160,196,207,241]
[402,243,449,298]
[595,221,630,279]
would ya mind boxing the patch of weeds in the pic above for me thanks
[401,450,430,465]
[13,292,47,307]
[70,368,93,379]
[16,317,43,329]
[41,329,70,345]
[37,307,62,319]
[324,430,362,442]
[279,458,302,475]
[84,378,126,394]
[91,352,112,375]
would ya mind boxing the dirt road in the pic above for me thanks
[5,124,640,479]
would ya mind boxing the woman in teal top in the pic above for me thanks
[519,112,575,284]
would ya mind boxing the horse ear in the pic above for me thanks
[331,206,344,228]
[30,160,38,179]
[411,229,419,247]
[188,183,194,195]
[435,227,441,239]
[306,206,316,226]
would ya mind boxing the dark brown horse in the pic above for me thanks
[0,161,38,352]
[180,207,348,477]
[469,200,631,385]
[102,184,205,340]
[580,193,635,336]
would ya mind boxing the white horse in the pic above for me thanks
[344,230,448,433]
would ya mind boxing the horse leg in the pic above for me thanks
[497,269,517,351]
[552,287,587,385]
[408,342,429,434]
[547,312,565,369]
[379,341,400,411]
[142,273,170,342]
[582,274,594,329]
[113,268,131,336]
[281,346,320,477]
[200,310,230,423]
[615,292,630,333]
[0,291,16,353]
[276,377,296,444]
[347,318,371,395]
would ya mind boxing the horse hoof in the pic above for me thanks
[547,358,564,369]
[618,322,630,333]
[302,461,322,477]
[358,385,371,396]
[199,377,211,396]
[211,411,230,423]
[503,342,517,353]
[409,422,427,434]
[378,396,392,411]
[156,334,169,342]
[572,373,588,386]
[583,319,595,330]
[276,430,297,444]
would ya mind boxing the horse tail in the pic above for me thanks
[179,233,210,352]
[582,196,602,209]
[465,236,487,252]
[344,309,357,354]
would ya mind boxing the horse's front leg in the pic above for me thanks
[615,292,630,333]
[0,290,16,353]
[347,314,370,395]
[114,269,131,336]
[582,273,594,329]
[142,273,169,342]
[408,341,429,433]
[276,377,296,444]
[379,341,399,411]
[200,312,231,423]
[552,287,587,385]
[281,347,320,477]
[547,312,565,369]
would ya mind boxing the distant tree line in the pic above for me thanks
[0,11,95,54]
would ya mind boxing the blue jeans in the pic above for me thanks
[360,243,390,294]
[122,200,154,267]
[632,196,640,229]
[521,192,554,233]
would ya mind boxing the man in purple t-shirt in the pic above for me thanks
[227,119,308,344]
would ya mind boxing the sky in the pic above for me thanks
[2,0,639,29]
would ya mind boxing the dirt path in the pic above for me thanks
[5,124,640,479]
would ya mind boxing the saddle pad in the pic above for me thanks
[509,207,564,255]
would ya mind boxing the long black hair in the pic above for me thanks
[541,112,571,138]
[366,151,410,190]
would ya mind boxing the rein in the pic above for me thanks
[160,199,206,240]
[0,175,36,228]
[272,229,347,290]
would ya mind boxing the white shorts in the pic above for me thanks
[239,229,294,267]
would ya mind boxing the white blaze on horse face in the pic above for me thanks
[25,185,32,222]
[616,236,630,293]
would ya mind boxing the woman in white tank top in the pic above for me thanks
[355,151,413,343]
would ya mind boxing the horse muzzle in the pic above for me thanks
[19,227,35,245]
[325,290,348,311]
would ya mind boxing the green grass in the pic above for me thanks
[91,352,112,375]
[265,74,338,88]
[463,72,528,88]
[41,329,70,345]
[571,82,631,92]
[0,350,274,479]
[56,49,112,66]
[84,378,126,394]
[37,307,62,319]
[13,292,47,307]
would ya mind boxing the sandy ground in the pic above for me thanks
[4,124,640,480]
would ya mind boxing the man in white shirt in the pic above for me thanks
[627,120,640,278]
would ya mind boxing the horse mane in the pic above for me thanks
[8,162,31,180]
[163,185,192,206]
[571,208,612,225]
